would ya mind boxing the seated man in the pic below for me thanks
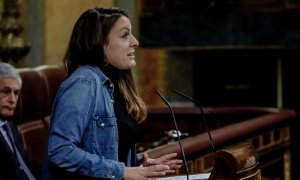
[0,63,40,180]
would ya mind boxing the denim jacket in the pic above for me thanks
[43,65,130,179]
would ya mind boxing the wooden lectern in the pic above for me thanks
[158,141,260,180]
[209,141,260,180]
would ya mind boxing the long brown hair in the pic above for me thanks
[118,70,147,123]
[63,7,147,123]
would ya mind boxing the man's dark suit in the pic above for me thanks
[0,121,40,180]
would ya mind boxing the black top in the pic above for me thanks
[113,88,141,163]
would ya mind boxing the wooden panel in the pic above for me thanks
[140,107,296,179]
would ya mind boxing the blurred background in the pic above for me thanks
[1,0,299,109]
[1,0,300,179]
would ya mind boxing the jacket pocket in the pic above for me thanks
[95,116,117,128]
[93,116,118,154]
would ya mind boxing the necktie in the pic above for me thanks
[2,123,36,180]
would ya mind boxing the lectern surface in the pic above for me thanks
[157,173,211,180]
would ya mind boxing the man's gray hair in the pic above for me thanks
[0,63,22,87]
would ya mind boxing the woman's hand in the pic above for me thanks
[141,152,182,173]
[123,165,170,180]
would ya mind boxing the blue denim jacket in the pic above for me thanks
[43,65,128,179]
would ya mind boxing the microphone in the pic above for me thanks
[171,89,216,153]
[156,90,190,180]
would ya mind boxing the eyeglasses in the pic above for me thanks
[0,87,20,96]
